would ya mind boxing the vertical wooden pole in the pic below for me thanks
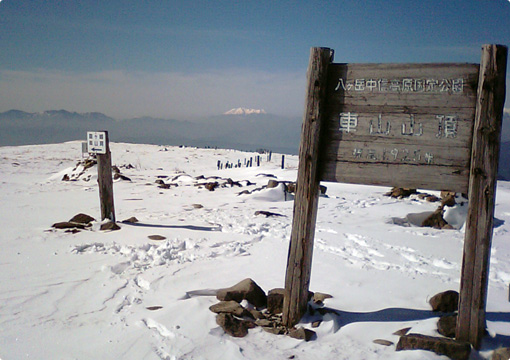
[281,155,285,169]
[282,47,333,328]
[97,131,116,222]
[456,44,507,349]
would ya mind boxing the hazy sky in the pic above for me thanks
[1,0,509,119]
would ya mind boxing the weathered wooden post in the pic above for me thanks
[456,44,507,349]
[281,155,285,169]
[282,47,333,327]
[88,131,115,222]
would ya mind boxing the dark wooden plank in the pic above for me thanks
[97,131,116,222]
[456,44,507,349]
[282,47,333,328]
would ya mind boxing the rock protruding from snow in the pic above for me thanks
[396,333,471,360]
[492,347,510,360]
[429,290,459,313]
[437,314,457,338]
[267,288,285,314]
[216,278,267,308]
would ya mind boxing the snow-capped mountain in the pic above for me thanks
[223,107,267,115]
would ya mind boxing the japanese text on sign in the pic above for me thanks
[334,78,464,93]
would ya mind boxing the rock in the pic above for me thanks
[146,306,163,311]
[52,221,87,229]
[422,208,451,229]
[216,313,252,338]
[121,217,138,223]
[311,320,322,328]
[429,290,459,312]
[192,204,204,209]
[267,288,285,314]
[312,292,333,305]
[492,347,510,360]
[385,187,417,199]
[148,235,166,241]
[286,182,296,193]
[373,339,394,346]
[205,182,219,191]
[393,327,412,336]
[209,301,253,319]
[69,213,95,224]
[216,278,267,308]
[441,191,457,207]
[248,309,266,320]
[263,326,286,335]
[62,174,70,181]
[289,327,316,342]
[396,334,471,360]
[255,318,272,327]
[425,195,440,202]
[267,179,279,188]
[319,185,327,195]
[254,211,284,217]
[155,179,165,185]
[437,314,457,338]
[100,221,121,231]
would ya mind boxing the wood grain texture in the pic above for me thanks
[456,45,507,349]
[97,131,116,222]
[320,62,479,191]
[282,47,333,328]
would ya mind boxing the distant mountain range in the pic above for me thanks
[0,109,302,155]
[1,109,509,181]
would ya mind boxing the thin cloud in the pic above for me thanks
[0,69,305,119]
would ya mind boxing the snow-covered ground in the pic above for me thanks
[0,141,509,360]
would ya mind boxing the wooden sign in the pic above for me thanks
[282,45,507,350]
[87,131,107,154]
[320,63,479,192]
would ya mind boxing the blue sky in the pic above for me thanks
[1,0,509,119]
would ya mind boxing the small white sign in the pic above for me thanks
[87,131,107,154]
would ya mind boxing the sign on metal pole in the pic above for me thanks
[282,45,507,350]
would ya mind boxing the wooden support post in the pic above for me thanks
[282,47,333,328]
[281,155,285,169]
[456,44,507,349]
[97,131,116,222]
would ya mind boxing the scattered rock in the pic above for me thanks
[248,309,266,320]
[114,173,132,181]
[312,292,333,305]
[396,334,471,360]
[121,217,139,223]
[385,187,417,199]
[267,179,279,188]
[437,314,457,338]
[146,306,163,311]
[52,221,87,230]
[209,301,254,319]
[286,182,296,193]
[216,313,252,338]
[69,213,95,224]
[393,327,412,336]
[100,221,121,231]
[65,229,81,234]
[254,210,285,217]
[148,235,166,241]
[255,318,272,327]
[441,191,457,207]
[263,326,286,335]
[205,182,219,191]
[492,347,510,360]
[289,327,316,342]
[192,204,204,209]
[155,179,165,185]
[373,339,394,346]
[311,320,322,328]
[429,290,459,313]
[216,278,267,308]
[319,185,327,195]
[62,174,70,181]
[267,288,285,314]
[422,208,452,229]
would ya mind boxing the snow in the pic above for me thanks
[0,141,509,360]
[223,108,267,115]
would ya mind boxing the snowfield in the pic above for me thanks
[0,141,509,360]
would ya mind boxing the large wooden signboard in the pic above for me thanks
[321,63,479,193]
[282,45,507,350]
